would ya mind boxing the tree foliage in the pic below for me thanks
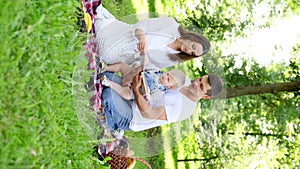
[167,0,300,168]
[176,48,300,168]
[175,0,293,41]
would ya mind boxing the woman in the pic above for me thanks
[94,5,211,69]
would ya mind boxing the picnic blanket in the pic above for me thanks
[80,1,152,168]
[81,0,103,114]
[79,1,156,168]
[81,0,102,34]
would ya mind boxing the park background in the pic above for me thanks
[0,0,299,168]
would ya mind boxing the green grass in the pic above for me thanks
[0,0,101,168]
[0,0,165,168]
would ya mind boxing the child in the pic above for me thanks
[101,63,186,105]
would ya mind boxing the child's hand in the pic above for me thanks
[145,85,150,94]
[143,86,150,101]
[144,93,150,101]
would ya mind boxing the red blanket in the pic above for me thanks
[82,0,103,119]
[82,0,102,34]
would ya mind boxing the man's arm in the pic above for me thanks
[132,74,167,120]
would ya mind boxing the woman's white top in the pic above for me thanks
[95,5,181,69]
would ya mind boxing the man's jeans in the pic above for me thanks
[101,72,133,130]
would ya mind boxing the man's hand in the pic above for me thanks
[121,65,143,87]
[132,72,167,120]
[132,73,142,92]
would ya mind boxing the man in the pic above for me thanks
[101,72,223,131]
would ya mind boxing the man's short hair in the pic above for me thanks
[207,74,223,97]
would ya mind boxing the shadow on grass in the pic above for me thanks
[146,127,165,168]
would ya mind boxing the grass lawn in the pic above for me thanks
[0,0,163,168]
[0,0,101,168]
[0,0,169,168]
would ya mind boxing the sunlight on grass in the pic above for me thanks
[130,1,214,168]
[162,131,176,169]
[132,0,148,13]
[133,0,200,18]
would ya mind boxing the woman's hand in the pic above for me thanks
[135,28,148,55]
[137,38,148,55]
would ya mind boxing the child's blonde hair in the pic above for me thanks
[168,70,186,89]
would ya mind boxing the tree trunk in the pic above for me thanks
[227,132,285,138]
[177,156,218,162]
[215,80,300,99]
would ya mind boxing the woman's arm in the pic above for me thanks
[133,17,178,33]
[133,17,179,55]
[135,28,148,55]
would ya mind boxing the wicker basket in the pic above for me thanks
[104,147,152,169]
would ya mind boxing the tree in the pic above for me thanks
[215,80,300,99]
[158,0,300,168]
[175,36,300,169]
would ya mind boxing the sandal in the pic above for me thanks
[101,75,111,86]
[99,61,107,70]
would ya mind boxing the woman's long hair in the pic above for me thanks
[168,26,211,62]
